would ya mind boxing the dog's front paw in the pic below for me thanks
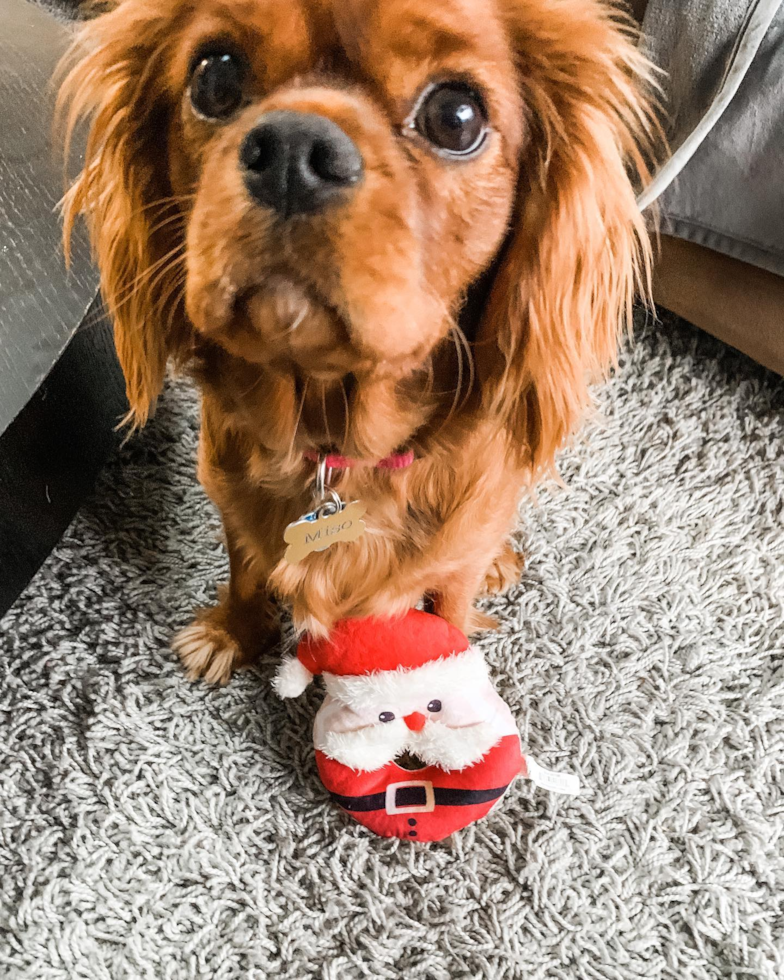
[482,545,524,596]
[172,616,245,685]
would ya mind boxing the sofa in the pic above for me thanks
[634,0,784,375]
[0,0,127,616]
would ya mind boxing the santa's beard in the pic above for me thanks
[317,719,503,773]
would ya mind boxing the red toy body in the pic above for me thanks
[317,735,523,840]
[275,610,578,841]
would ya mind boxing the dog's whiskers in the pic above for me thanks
[340,376,351,450]
[146,210,189,240]
[112,243,186,309]
[237,369,267,400]
[446,324,465,426]
[288,308,307,333]
[320,381,333,449]
[288,377,310,461]
[452,322,476,406]
[126,193,196,220]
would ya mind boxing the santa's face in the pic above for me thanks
[313,650,519,772]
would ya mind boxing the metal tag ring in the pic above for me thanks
[315,489,343,519]
[314,456,334,503]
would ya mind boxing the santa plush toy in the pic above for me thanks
[274,609,578,841]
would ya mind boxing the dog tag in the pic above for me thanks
[285,455,368,565]
[284,500,367,565]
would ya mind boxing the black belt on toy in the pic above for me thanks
[330,779,510,815]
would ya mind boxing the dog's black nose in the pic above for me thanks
[239,111,363,218]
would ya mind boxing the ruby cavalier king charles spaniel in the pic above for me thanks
[59,0,654,682]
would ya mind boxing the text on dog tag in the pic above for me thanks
[283,500,367,565]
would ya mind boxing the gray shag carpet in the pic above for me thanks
[1,313,783,980]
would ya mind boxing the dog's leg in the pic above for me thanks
[481,542,524,596]
[434,542,523,636]
[434,569,496,636]
[173,532,279,684]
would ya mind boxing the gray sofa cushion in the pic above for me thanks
[641,0,784,277]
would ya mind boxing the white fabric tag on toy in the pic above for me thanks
[522,755,580,796]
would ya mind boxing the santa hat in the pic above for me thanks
[274,609,478,699]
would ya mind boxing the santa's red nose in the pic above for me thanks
[404,712,426,732]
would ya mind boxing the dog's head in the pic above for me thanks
[59,0,653,470]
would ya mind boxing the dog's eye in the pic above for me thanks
[190,53,244,121]
[427,700,442,713]
[415,83,488,156]
[379,711,395,723]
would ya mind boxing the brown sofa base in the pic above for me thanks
[0,303,127,618]
[653,235,784,376]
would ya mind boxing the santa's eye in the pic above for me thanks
[427,700,442,713]
[379,711,395,723]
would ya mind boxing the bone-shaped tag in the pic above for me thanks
[283,501,367,565]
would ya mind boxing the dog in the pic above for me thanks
[58,0,654,683]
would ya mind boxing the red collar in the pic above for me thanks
[304,449,415,471]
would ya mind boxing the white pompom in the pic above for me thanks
[273,657,314,698]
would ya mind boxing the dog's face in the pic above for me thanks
[60,0,652,469]
[171,0,523,384]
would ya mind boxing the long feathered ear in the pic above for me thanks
[57,2,190,427]
[478,0,656,475]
